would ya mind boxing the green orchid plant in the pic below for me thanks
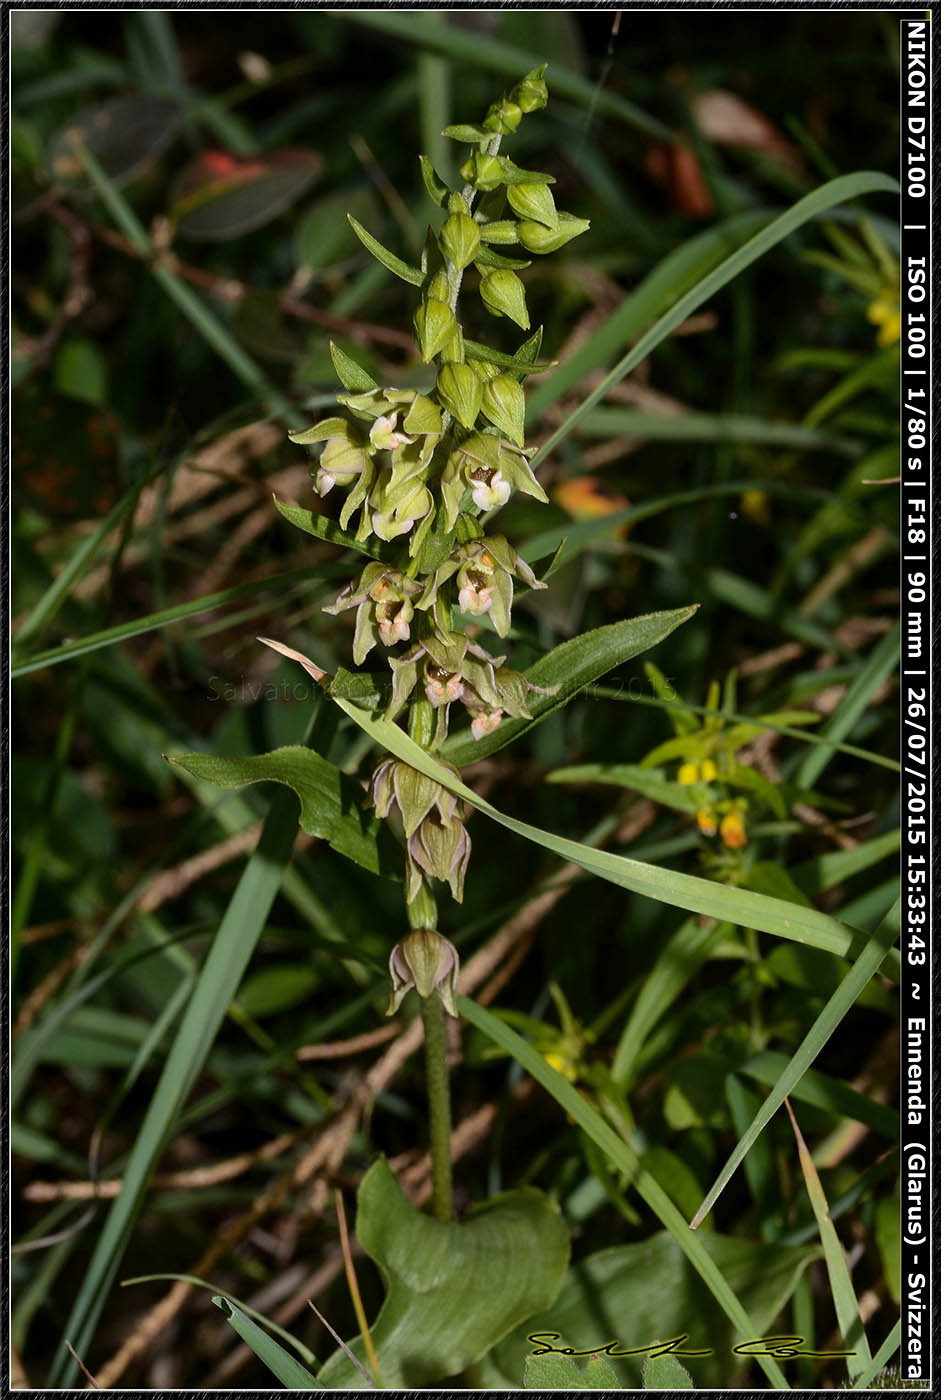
[258,66,594,1220]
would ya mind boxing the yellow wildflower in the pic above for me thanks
[699,758,718,783]
[866,294,900,348]
[697,807,718,837]
[720,810,747,849]
[678,762,700,786]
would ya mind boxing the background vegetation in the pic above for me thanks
[12,8,902,1389]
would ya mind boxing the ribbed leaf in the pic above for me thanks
[273,495,389,560]
[166,747,400,879]
[441,606,698,766]
[324,694,899,976]
[317,1158,569,1388]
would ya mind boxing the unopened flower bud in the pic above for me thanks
[510,65,548,114]
[677,763,700,786]
[700,759,718,782]
[697,808,718,837]
[460,150,504,191]
[387,928,460,1017]
[436,362,482,429]
[517,212,590,255]
[720,810,747,850]
[507,182,557,229]
[483,98,522,134]
[414,297,459,363]
[471,709,503,741]
[440,212,481,271]
[480,270,530,330]
[407,814,471,903]
[481,372,525,446]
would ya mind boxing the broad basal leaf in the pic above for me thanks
[478,1231,820,1389]
[166,747,400,879]
[317,1158,569,1388]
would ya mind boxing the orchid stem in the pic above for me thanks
[420,992,454,1222]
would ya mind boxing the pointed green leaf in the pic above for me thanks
[317,1158,569,1388]
[347,214,424,285]
[315,700,901,975]
[213,1297,322,1388]
[442,607,698,765]
[273,496,389,560]
[463,336,554,374]
[329,340,379,392]
[166,747,400,879]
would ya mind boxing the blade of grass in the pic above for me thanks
[11,564,341,679]
[417,11,452,186]
[212,1296,322,1388]
[340,11,675,142]
[325,691,900,978]
[527,210,774,419]
[795,623,899,790]
[458,996,790,1390]
[47,774,306,1384]
[611,917,728,1088]
[850,1321,900,1389]
[529,170,898,470]
[519,478,833,567]
[576,407,862,456]
[14,479,147,647]
[690,899,899,1229]
[124,1274,317,1367]
[785,1101,872,1378]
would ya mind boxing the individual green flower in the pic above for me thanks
[370,756,460,837]
[406,811,471,903]
[517,212,590,254]
[510,64,548,113]
[417,534,545,637]
[323,563,422,662]
[387,928,460,1016]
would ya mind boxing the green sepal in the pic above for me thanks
[440,212,481,271]
[414,297,458,362]
[287,416,349,446]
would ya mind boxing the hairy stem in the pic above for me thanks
[420,991,454,1222]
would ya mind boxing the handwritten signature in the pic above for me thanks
[527,1332,856,1361]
